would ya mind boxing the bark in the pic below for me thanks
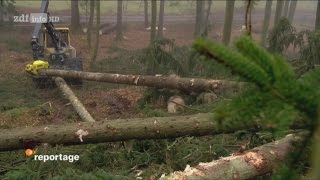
[87,0,95,48]
[144,0,149,28]
[71,0,81,31]
[39,69,242,93]
[157,0,165,38]
[288,0,297,23]
[194,0,205,38]
[222,0,235,45]
[150,0,157,43]
[203,0,213,37]
[91,0,100,65]
[274,0,284,26]
[261,0,273,47]
[54,77,95,123]
[245,0,253,37]
[116,0,123,40]
[0,113,237,151]
[161,133,304,180]
[282,0,290,18]
[0,1,3,23]
[316,0,320,30]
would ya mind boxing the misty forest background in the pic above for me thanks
[0,0,320,179]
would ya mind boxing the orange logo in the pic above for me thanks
[25,149,35,156]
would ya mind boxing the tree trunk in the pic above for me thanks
[316,0,320,30]
[288,0,297,23]
[150,0,157,43]
[87,0,95,48]
[194,0,205,38]
[161,133,304,180]
[54,77,95,123]
[39,69,242,93]
[282,0,290,18]
[157,0,165,38]
[144,0,149,28]
[0,113,233,151]
[0,1,4,23]
[274,0,284,26]
[261,0,273,47]
[91,0,100,65]
[116,0,123,41]
[222,0,235,45]
[203,0,213,37]
[71,0,81,31]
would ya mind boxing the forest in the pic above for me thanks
[0,0,320,179]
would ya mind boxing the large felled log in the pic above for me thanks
[40,69,241,93]
[54,77,95,122]
[161,133,303,180]
[0,113,244,151]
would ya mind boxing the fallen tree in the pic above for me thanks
[161,133,304,180]
[0,113,246,151]
[54,77,95,122]
[39,69,241,93]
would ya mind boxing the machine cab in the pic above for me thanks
[43,27,76,59]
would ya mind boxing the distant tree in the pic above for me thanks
[157,0,165,38]
[222,0,235,45]
[0,0,3,22]
[87,0,95,48]
[288,0,297,23]
[91,0,100,66]
[316,0,320,30]
[282,0,290,18]
[116,0,123,40]
[0,0,16,23]
[71,0,81,31]
[144,0,149,28]
[261,0,273,46]
[274,0,284,26]
[150,0,157,43]
[203,0,213,36]
[194,0,205,38]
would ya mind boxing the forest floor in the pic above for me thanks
[0,6,316,178]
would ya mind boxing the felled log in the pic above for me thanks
[40,69,241,93]
[0,113,246,151]
[54,77,95,122]
[161,133,304,180]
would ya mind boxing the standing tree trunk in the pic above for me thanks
[194,0,205,38]
[116,0,123,40]
[71,0,81,31]
[316,0,320,30]
[87,0,95,48]
[274,0,284,26]
[288,0,297,23]
[0,0,4,23]
[261,0,273,47]
[91,0,100,66]
[150,0,157,43]
[222,0,235,45]
[203,0,213,37]
[157,0,165,38]
[144,0,149,28]
[282,0,290,18]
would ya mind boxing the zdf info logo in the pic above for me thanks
[14,13,59,23]
[25,148,80,163]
